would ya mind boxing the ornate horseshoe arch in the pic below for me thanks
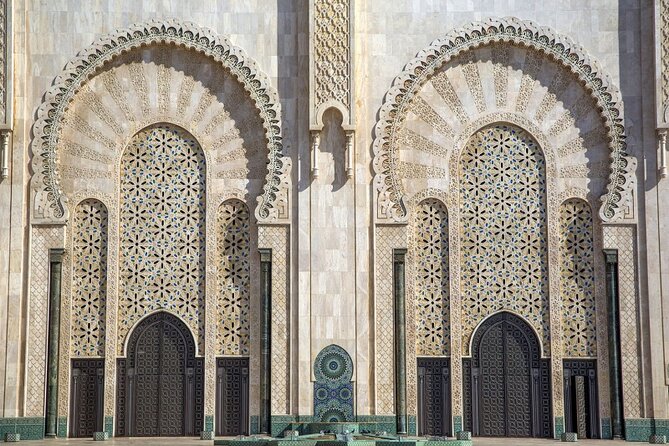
[372,16,634,223]
[30,19,290,224]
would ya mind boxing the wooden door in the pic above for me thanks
[216,357,249,436]
[70,359,104,437]
[417,357,451,437]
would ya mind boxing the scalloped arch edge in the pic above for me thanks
[30,18,290,225]
[371,16,635,224]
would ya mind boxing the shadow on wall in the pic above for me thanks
[320,107,348,192]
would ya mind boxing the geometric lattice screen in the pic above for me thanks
[460,124,550,353]
[118,124,206,354]
[414,199,450,356]
[559,199,597,357]
[217,200,251,355]
[71,199,108,357]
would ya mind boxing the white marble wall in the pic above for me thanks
[0,0,667,424]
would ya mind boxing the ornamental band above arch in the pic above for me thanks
[372,16,635,223]
[29,19,288,225]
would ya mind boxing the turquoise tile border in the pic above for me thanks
[250,415,260,435]
[408,415,416,436]
[453,415,462,434]
[625,418,669,442]
[205,415,215,432]
[0,417,45,440]
[104,415,114,437]
[57,416,67,437]
[601,417,611,439]
[554,416,564,438]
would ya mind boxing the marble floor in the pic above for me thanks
[20,438,636,445]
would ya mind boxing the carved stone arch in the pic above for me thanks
[121,310,197,361]
[30,18,289,225]
[372,16,634,223]
[469,310,543,361]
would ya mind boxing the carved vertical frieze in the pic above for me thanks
[0,0,9,125]
[660,0,669,123]
[310,0,355,168]
[311,0,352,120]
[0,0,12,180]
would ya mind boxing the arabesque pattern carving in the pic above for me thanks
[71,199,108,357]
[217,200,251,356]
[560,199,597,357]
[375,225,407,414]
[460,125,549,352]
[0,0,7,122]
[314,0,350,110]
[31,19,287,223]
[26,226,64,415]
[258,225,290,414]
[603,225,641,417]
[661,0,669,117]
[415,199,450,356]
[118,125,205,354]
[372,17,632,223]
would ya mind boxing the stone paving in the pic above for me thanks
[12,438,638,445]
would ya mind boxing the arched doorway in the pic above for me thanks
[467,312,551,438]
[116,312,204,437]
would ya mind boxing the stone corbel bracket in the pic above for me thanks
[372,16,634,223]
[30,19,289,225]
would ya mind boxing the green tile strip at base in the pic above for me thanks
[215,440,472,446]
[408,416,416,436]
[625,418,669,442]
[453,416,462,435]
[206,415,215,432]
[601,417,612,439]
[0,417,45,440]
[251,415,260,435]
[554,416,564,438]
[57,415,67,438]
[268,416,411,438]
[104,416,114,437]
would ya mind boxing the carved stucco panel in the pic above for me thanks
[30,19,289,225]
[373,17,634,224]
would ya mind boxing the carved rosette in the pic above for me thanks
[30,19,289,225]
[372,16,633,223]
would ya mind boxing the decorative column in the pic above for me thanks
[393,249,407,435]
[345,131,354,179]
[259,248,272,435]
[0,130,9,179]
[311,131,320,179]
[658,128,667,179]
[45,248,64,437]
[604,249,623,439]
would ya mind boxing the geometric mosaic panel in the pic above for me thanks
[71,199,108,357]
[559,199,597,357]
[460,124,550,352]
[313,345,354,422]
[217,200,251,356]
[118,124,206,354]
[415,199,450,356]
